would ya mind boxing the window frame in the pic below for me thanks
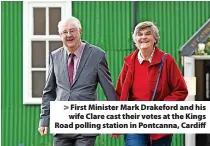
[23,1,72,104]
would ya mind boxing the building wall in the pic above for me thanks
[1,1,210,146]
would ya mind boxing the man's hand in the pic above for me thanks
[38,127,48,136]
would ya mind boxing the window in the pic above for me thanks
[23,1,72,104]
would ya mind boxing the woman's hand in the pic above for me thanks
[110,134,122,138]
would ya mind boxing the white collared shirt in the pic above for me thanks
[137,48,155,64]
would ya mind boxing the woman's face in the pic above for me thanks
[135,27,156,50]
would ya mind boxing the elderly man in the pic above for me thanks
[38,16,117,146]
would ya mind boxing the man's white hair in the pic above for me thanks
[57,16,82,33]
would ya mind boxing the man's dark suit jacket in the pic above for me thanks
[39,41,117,136]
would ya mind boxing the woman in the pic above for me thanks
[112,21,188,146]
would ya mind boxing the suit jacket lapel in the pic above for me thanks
[62,48,71,88]
[72,43,92,86]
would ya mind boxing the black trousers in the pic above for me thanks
[53,134,96,146]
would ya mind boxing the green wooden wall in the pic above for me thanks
[1,1,210,146]
[1,2,52,146]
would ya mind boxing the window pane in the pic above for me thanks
[34,8,46,35]
[49,41,63,53]
[49,7,61,35]
[32,41,46,68]
[32,71,45,97]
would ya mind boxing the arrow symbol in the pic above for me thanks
[64,105,69,110]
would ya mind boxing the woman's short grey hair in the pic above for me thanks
[132,21,160,46]
[58,16,82,33]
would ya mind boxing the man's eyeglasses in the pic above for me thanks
[61,29,79,36]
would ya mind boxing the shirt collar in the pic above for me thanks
[64,42,86,58]
[137,48,155,64]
